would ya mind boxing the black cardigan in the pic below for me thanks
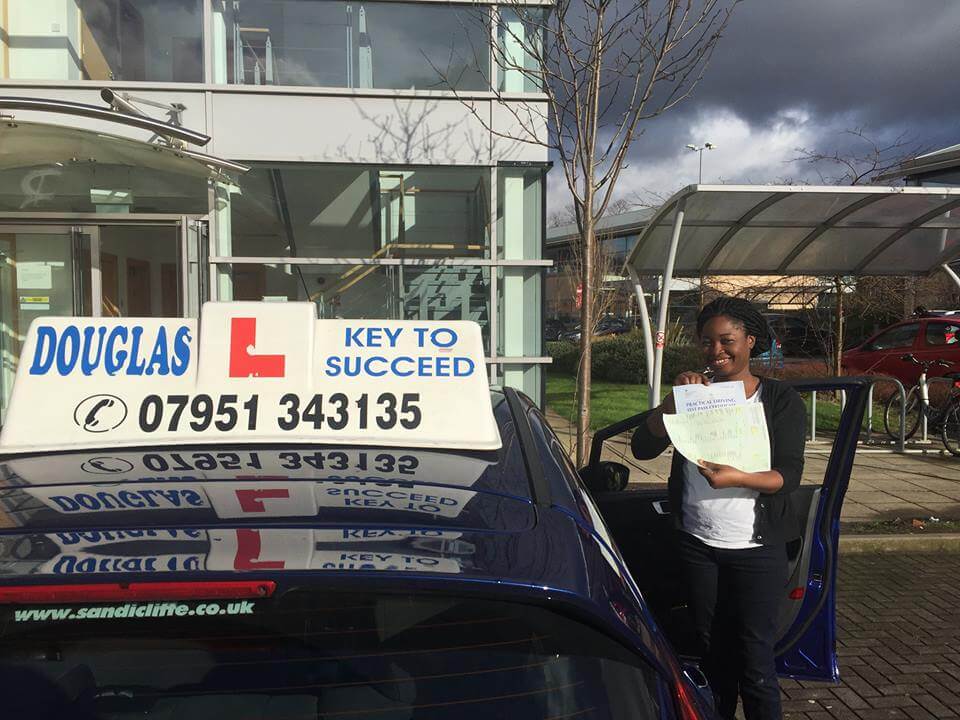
[631,377,807,545]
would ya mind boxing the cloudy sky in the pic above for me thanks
[550,0,960,210]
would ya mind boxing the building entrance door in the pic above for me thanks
[0,221,200,423]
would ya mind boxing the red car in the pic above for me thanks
[843,315,960,386]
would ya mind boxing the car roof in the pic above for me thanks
[0,390,595,592]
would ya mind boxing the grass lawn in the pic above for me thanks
[545,372,886,434]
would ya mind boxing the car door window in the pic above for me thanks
[924,322,960,346]
[865,323,920,351]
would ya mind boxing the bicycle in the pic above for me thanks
[883,353,960,456]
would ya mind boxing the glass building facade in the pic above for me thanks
[0,0,551,422]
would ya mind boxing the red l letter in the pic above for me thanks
[234,529,285,570]
[229,317,285,377]
[235,488,290,513]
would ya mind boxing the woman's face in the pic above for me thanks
[699,315,755,379]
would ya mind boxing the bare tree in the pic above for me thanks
[793,128,926,187]
[439,0,737,463]
[791,129,931,374]
[565,230,621,333]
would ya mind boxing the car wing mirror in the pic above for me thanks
[578,461,630,492]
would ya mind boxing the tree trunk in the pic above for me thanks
[576,209,595,466]
[833,275,844,376]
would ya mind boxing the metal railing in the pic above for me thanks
[806,375,906,453]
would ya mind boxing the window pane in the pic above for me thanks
[498,166,543,260]
[497,7,545,92]
[0,592,663,719]
[498,268,541,357]
[925,322,960,346]
[502,363,542,406]
[214,0,489,90]
[224,165,490,259]
[2,0,202,81]
[866,323,919,351]
[0,229,85,424]
[99,226,182,318]
[224,263,491,352]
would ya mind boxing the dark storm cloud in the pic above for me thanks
[627,0,960,165]
[549,0,960,207]
[701,0,960,127]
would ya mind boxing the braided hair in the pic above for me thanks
[696,297,771,357]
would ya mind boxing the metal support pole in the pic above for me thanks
[651,198,686,407]
[810,391,816,441]
[627,265,655,403]
[942,262,960,291]
[865,383,874,443]
[265,36,274,83]
[921,374,930,442]
[897,382,906,453]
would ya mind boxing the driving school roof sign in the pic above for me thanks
[0,302,501,454]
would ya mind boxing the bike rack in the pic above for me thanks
[861,376,907,452]
[806,376,905,452]
[918,376,957,443]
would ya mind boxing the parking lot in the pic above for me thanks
[783,551,960,720]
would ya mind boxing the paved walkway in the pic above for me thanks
[783,551,960,719]
[546,412,960,523]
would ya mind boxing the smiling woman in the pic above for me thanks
[631,296,807,720]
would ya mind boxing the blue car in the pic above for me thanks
[0,305,867,720]
[753,329,785,370]
[0,380,870,719]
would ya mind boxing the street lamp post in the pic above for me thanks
[686,142,716,183]
[685,142,715,311]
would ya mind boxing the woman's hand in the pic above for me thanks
[697,460,746,489]
[660,371,710,415]
[674,371,711,386]
[698,461,787,493]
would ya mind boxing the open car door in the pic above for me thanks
[585,377,869,682]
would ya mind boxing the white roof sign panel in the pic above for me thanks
[0,302,500,454]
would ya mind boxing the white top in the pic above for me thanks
[681,386,765,549]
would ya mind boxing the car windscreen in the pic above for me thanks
[0,590,664,719]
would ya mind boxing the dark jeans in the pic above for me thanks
[677,531,787,720]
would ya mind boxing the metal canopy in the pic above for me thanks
[623,184,960,409]
[0,120,248,179]
[626,184,960,277]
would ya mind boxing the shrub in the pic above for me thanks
[545,340,580,375]
[546,331,703,384]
